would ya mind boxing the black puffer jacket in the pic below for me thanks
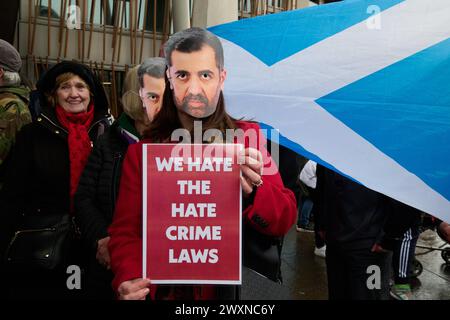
[74,120,133,299]
[75,121,129,251]
[0,61,111,299]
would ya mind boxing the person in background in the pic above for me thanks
[0,61,111,299]
[0,39,32,181]
[382,202,421,300]
[265,142,303,282]
[297,160,316,233]
[315,164,406,300]
[296,160,327,258]
[75,58,166,299]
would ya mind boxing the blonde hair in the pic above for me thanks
[46,72,91,108]
[121,65,148,123]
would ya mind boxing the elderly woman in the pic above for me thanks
[75,58,166,299]
[0,61,111,299]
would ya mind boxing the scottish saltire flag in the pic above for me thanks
[209,0,450,223]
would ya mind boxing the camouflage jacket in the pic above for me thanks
[0,86,32,166]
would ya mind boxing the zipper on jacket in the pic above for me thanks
[41,113,109,135]
[40,113,68,134]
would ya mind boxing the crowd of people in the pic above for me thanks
[0,28,448,301]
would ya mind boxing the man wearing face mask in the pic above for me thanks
[75,58,166,299]
[108,27,297,300]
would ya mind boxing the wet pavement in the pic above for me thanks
[280,226,450,300]
[412,231,450,300]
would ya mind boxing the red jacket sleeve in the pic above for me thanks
[108,143,143,293]
[239,122,297,237]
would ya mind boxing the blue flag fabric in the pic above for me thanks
[209,0,450,223]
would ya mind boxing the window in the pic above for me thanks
[38,0,165,32]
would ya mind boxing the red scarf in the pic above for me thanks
[56,104,94,211]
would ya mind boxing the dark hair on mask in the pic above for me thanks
[137,57,166,88]
[164,27,224,70]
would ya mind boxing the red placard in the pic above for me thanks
[143,144,242,284]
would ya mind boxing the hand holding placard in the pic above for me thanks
[240,147,264,196]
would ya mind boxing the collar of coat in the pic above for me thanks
[36,104,112,140]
